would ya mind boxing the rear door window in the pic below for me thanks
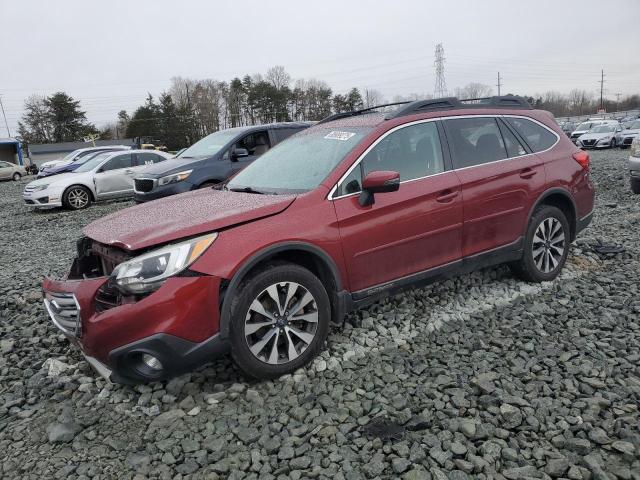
[498,120,528,157]
[444,117,508,169]
[136,152,164,165]
[102,154,133,171]
[504,117,558,152]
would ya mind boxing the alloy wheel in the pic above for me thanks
[244,281,319,365]
[532,217,565,273]
[68,188,89,209]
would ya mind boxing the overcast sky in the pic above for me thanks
[1,0,639,134]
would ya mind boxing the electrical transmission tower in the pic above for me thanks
[434,43,448,98]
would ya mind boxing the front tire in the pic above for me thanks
[229,263,331,379]
[610,138,617,148]
[631,178,640,194]
[12,172,21,181]
[509,205,570,282]
[62,185,92,210]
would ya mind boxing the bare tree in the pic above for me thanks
[454,83,493,100]
[265,66,291,90]
[363,88,385,108]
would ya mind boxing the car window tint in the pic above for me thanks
[273,128,304,144]
[498,121,528,158]
[445,117,507,169]
[339,164,364,196]
[363,122,443,180]
[505,117,557,152]
[136,152,162,165]
[102,154,132,171]
[237,131,270,155]
[0,161,10,168]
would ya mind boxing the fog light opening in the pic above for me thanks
[141,353,163,371]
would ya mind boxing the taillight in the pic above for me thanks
[572,151,590,171]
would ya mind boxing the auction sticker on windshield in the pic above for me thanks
[324,131,356,141]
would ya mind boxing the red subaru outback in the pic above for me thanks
[43,96,594,384]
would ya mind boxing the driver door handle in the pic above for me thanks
[520,168,537,179]
[125,169,135,175]
[436,189,459,203]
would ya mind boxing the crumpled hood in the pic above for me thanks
[135,157,207,177]
[83,189,296,250]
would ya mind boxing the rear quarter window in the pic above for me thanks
[505,117,558,152]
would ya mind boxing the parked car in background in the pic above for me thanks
[38,146,131,176]
[0,161,27,181]
[43,95,594,384]
[630,136,640,194]
[570,120,618,143]
[560,121,577,137]
[24,150,171,210]
[37,149,123,178]
[132,122,311,202]
[618,120,640,149]
[576,124,621,149]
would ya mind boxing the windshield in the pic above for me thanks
[177,128,246,158]
[58,150,82,163]
[576,122,595,131]
[629,120,640,129]
[590,125,615,133]
[75,153,111,172]
[227,127,371,194]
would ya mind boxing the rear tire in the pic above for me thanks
[229,262,331,379]
[12,172,21,181]
[509,205,570,282]
[631,178,640,194]
[63,185,92,210]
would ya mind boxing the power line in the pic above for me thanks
[434,43,448,98]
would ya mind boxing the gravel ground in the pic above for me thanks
[1,149,639,480]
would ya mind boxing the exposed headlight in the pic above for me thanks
[29,184,49,192]
[158,170,193,186]
[598,136,612,142]
[111,232,217,294]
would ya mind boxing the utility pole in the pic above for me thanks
[0,95,10,137]
[496,72,502,96]
[598,69,605,111]
[615,92,622,112]
[434,43,448,98]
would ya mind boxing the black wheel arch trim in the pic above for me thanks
[527,187,578,241]
[218,241,345,339]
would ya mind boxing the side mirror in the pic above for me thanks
[359,170,400,206]
[232,148,249,160]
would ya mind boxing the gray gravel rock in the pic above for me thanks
[0,149,638,478]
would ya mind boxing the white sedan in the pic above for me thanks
[23,150,172,210]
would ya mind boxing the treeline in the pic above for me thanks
[525,90,640,118]
[17,65,640,149]
[114,66,378,149]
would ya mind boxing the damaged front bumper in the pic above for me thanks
[43,270,228,384]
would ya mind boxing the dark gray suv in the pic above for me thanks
[133,122,311,202]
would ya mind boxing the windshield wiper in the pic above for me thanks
[229,186,267,195]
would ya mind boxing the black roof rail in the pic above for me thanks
[385,95,532,120]
[317,101,410,125]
